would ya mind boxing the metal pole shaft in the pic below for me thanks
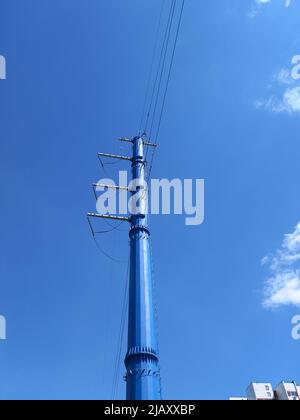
[125,136,161,400]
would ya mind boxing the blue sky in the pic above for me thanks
[0,0,300,400]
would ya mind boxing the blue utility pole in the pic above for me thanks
[88,135,161,400]
[125,136,161,400]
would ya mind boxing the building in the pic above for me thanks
[247,383,274,400]
[275,382,300,401]
[230,381,300,400]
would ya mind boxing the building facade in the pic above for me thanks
[231,381,300,401]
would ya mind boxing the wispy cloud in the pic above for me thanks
[273,68,294,86]
[255,86,300,114]
[255,62,300,115]
[248,0,293,18]
[263,222,300,308]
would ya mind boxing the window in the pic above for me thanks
[265,385,270,391]
[288,391,297,397]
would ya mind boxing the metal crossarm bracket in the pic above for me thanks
[143,141,157,148]
[87,213,131,222]
[118,137,157,148]
[93,183,129,191]
[98,152,132,162]
[118,137,132,144]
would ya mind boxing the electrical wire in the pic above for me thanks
[144,0,177,137]
[98,154,130,171]
[94,222,125,235]
[147,0,186,182]
[149,237,163,400]
[155,0,185,144]
[139,0,166,135]
[89,0,186,399]
[88,217,127,264]
[149,0,177,141]
[92,235,127,264]
[103,218,127,232]
[91,188,127,232]
[94,154,129,232]
[111,256,130,399]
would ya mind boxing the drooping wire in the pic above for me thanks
[94,154,130,233]
[98,154,130,172]
[92,234,127,265]
[92,185,127,232]
[103,218,127,232]
[97,155,110,178]
[88,217,127,264]
[94,222,125,235]
[111,255,130,399]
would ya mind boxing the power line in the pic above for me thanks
[88,218,127,264]
[111,256,130,399]
[103,218,127,232]
[149,0,177,141]
[94,224,124,235]
[139,0,166,134]
[155,0,186,144]
[149,237,163,400]
[147,0,186,181]
[144,0,177,136]
[92,235,127,264]
[87,0,186,400]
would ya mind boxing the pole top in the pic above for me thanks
[118,136,157,148]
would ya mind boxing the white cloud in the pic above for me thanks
[256,0,292,6]
[274,68,294,85]
[283,87,300,112]
[248,0,293,18]
[263,222,300,308]
[256,86,300,114]
[264,272,300,308]
[255,61,300,116]
[256,0,271,4]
